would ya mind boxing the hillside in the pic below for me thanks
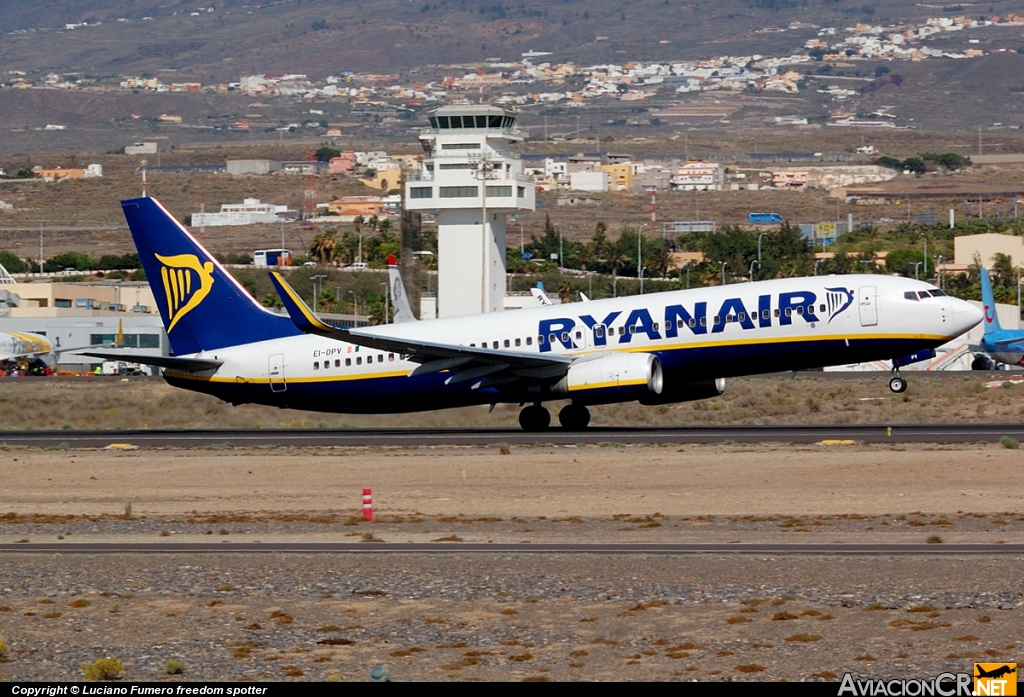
[3,0,1022,78]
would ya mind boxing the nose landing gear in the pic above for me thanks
[888,370,907,393]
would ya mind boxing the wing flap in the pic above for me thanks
[268,270,572,378]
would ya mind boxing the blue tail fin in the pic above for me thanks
[979,268,1003,335]
[121,197,301,355]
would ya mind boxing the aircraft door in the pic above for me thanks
[268,353,286,392]
[858,286,878,327]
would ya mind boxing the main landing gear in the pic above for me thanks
[518,404,551,432]
[517,403,592,431]
[558,403,591,431]
[888,370,908,394]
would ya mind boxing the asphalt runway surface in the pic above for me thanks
[1,542,1022,554]
[4,423,1024,447]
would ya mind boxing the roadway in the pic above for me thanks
[2,423,1024,447]
[0,542,1021,555]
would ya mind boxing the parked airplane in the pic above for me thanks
[86,197,983,430]
[977,268,1024,365]
[0,329,100,374]
[0,330,53,370]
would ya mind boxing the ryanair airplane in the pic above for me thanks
[86,197,983,431]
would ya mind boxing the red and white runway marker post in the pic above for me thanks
[362,488,373,521]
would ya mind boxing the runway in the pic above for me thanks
[1,542,1022,554]
[3,423,1024,447]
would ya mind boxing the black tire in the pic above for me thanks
[558,404,591,431]
[519,405,551,432]
[889,376,907,393]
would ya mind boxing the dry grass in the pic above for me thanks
[0,373,1020,431]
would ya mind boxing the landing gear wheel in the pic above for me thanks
[888,375,907,393]
[558,404,591,431]
[519,404,551,432]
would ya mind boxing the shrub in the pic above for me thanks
[82,657,124,681]
[165,660,184,675]
[0,637,9,660]
[1000,436,1018,449]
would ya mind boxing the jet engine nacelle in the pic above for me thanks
[638,377,725,405]
[552,352,663,404]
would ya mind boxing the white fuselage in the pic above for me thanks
[166,275,982,414]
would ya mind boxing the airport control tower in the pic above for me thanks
[405,105,535,318]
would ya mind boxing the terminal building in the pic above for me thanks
[405,105,535,318]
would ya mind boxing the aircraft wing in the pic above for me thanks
[269,272,571,384]
[78,351,223,371]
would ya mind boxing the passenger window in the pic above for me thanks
[762,310,769,320]
[819,304,826,313]
[561,332,570,343]
[700,317,707,327]
[378,354,384,362]
[713,316,721,325]
[515,338,521,347]
[504,339,510,348]
[335,359,341,368]
[652,323,659,332]
[785,308,792,317]
[688,318,696,328]
[628,326,636,334]
[595,326,605,339]
[737,313,745,322]
[549,333,557,344]
[314,361,319,370]
[389,353,394,361]
[526,336,533,346]
[796,306,804,315]
[367,355,373,364]
[575,331,582,340]
[618,326,625,336]
[492,341,499,349]
[470,343,476,347]
[357,357,362,365]
[774,309,780,317]
[345,358,352,367]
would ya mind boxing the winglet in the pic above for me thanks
[269,271,342,335]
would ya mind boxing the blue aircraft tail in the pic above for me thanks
[121,197,301,356]
[979,268,1003,335]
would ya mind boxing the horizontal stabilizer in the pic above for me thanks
[79,351,223,371]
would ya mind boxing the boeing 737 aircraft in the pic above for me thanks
[977,268,1024,365]
[86,197,983,430]
[0,330,54,370]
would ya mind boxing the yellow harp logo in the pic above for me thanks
[155,253,215,333]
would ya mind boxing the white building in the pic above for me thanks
[405,105,535,318]
[191,198,295,227]
[569,171,609,192]
[669,161,722,191]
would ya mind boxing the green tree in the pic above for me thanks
[0,250,26,273]
[315,146,341,162]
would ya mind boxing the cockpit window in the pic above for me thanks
[904,291,919,301]
[917,291,932,299]
[930,289,946,297]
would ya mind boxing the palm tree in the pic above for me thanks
[592,221,608,257]
[368,214,380,233]
[557,280,573,304]
[378,218,393,235]
[606,245,627,279]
